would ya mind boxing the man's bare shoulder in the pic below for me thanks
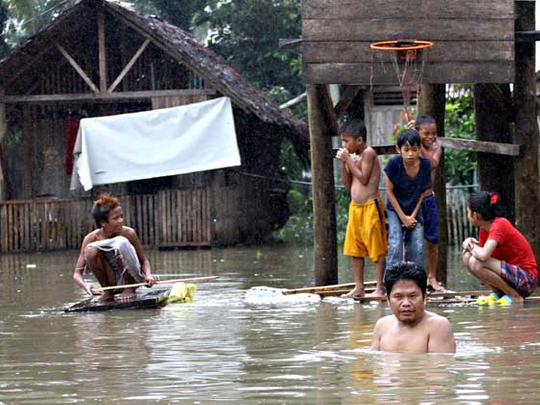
[424,311,452,329]
[374,314,394,329]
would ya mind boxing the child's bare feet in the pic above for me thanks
[341,287,365,299]
[427,276,445,292]
[96,291,114,303]
[116,288,137,301]
[366,288,386,298]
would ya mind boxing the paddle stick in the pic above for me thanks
[98,276,218,291]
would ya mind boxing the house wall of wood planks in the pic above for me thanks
[0,189,212,253]
[301,0,515,84]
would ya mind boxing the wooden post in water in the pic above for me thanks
[418,84,448,284]
[307,84,338,286]
[514,1,540,259]
[474,84,515,221]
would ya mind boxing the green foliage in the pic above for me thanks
[444,86,477,185]
[274,187,313,244]
[2,0,77,53]
[194,0,303,95]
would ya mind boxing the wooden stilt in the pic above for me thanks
[514,1,540,259]
[307,84,338,286]
[474,83,515,221]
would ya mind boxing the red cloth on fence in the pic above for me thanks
[65,117,80,176]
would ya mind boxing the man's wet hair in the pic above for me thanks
[415,115,436,129]
[92,194,119,228]
[339,119,367,141]
[384,261,427,297]
[468,190,500,221]
[396,129,421,148]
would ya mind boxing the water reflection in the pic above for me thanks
[0,246,539,402]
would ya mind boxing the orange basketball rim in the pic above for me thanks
[370,39,435,51]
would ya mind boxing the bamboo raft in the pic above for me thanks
[282,282,540,304]
[64,276,218,313]
[64,287,172,313]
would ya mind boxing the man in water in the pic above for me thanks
[72,194,159,301]
[372,262,456,353]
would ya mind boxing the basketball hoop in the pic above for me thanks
[370,39,434,61]
[369,39,435,117]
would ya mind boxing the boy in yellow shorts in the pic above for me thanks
[336,119,388,298]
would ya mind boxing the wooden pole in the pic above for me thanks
[307,84,338,286]
[474,84,515,221]
[22,106,33,200]
[98,11,108,92]
[98,276,219,291]
[0,87,8,201]
[514,1,540,259]
[418,84,448,284]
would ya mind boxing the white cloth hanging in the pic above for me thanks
[70,97,241,191]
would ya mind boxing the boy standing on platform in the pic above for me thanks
[336,119,388,298]
[384,129,432,273]
[416,116,444,291]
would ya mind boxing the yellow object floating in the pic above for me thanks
[159,282,197,305]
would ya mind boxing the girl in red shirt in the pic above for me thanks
[462,191,538,304]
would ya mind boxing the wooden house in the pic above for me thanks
[0,0,309,252]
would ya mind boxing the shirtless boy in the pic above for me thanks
[336,119,388,298]
[372,261,456,353]
[416,116,444,291]
[72,194,159,301]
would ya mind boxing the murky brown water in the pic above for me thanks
[1,246,539,403]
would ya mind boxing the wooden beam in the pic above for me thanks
[303,61,515,85]
[363,137,521,157]
[333,85,361,119]
[1,89,217,104]
[437,137,521,156]
[278,38,302,50]
[55,43,99,93]
[108,38,151,93]
[302,0,513,20]
[98,11,107,92]
[302,19,514,42]
[515,30,540,42]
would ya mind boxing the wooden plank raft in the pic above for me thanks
[64,287,171,313]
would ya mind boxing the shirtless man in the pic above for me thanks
[336,119,388,298]
[72,194,159,301]
[372,261,456,353]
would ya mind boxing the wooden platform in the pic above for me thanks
[282,282,540,304]
[64,287,170,313]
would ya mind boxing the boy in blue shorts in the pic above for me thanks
[416,116,444,291]
[384,129,432,274]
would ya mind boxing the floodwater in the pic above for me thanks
[1,245,539,404]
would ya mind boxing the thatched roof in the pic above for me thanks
[0,0,309,160]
